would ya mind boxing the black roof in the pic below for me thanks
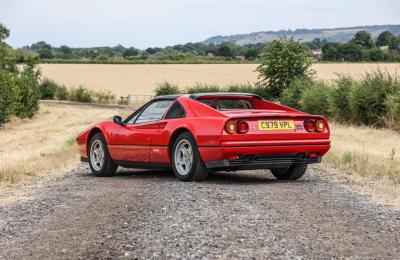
[189,92,262,99]
[153,94,183,100]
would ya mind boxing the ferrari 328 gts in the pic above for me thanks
[76,93,331,181]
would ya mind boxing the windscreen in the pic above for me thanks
[198,98,254,110]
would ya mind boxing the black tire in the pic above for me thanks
[271,164,307,180]
[88,133,117,177]
[171,132,208,181]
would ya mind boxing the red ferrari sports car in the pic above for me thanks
[76,93,331,181]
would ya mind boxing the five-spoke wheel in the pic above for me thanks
[171,132,208,181]
[174,139,194,176]
[88,133,117,177]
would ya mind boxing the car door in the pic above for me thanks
[108,100,173,163]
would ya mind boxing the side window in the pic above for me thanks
[165,101,186,119]
[134,100,173,124]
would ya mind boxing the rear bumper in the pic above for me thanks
[205,153,321,170]
[199,140,330,170]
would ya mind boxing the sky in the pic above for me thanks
[1,0,399,49]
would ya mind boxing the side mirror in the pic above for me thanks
[113,115,124,125]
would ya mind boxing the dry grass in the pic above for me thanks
[39,63,400,96]
[0,103,129,186]
[319,123,400,208]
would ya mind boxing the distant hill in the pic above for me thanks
[204,25,400,45]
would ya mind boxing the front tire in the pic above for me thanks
[88,133,117,177]
[271,164,307,180]
[171,132,208,181]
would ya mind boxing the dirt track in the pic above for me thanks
[1,164,399,259]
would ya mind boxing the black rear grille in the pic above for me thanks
[229,153,318,165]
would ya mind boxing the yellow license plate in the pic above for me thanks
[258,120,295,131]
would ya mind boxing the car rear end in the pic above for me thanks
[192,94,331,171]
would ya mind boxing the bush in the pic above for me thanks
[280,77,312,110]
[0,69,17,125]
[55,85,69,100]
[14,64,40,119]
[384,90,400,131]
[256,38,313,99]
[92,90,115,104]
[69,86,93,103]
[299,81,331,117]
[349,70,398,126]
[39,78,59,99]
[155,81,181,96]
[329,75,354,123]
[186,83,221,94]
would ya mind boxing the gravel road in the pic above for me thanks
[0,164,399,259]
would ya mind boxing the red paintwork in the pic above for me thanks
[76,94,331,167]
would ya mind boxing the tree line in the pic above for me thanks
[11,29,400,63]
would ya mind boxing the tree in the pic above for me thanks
[38,47,53,59]
[321,42,341,61]
[0,24,15,71]
[376,31,399,50]
[350,31,374,49]
[60,45,72,55]
[338,42,364,61]
[145,47,161,55]
[216,42,236,58]
[0,24,41,125]
[0,23,10,42]
[123,47,139,58]
[369,48,386,61]
[14,62,41,118]
[256,38,313,99]
[0,69,17,125]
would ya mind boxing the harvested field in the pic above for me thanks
[39,63,400,96]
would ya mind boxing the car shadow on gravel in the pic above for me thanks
[205,171,313,185]
[82,167,314,185]
[75,165,314,185]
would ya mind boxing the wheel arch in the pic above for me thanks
[167,127,194,160]
[87,127,104,155]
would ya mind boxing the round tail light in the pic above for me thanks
[304,119,316,132]
[225,120,237,134]
[237,120,249,134]
[315,120,326,132]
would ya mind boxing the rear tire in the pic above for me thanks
[88,133,117,177]
[171,132,208,181]
[271,164,307,180]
